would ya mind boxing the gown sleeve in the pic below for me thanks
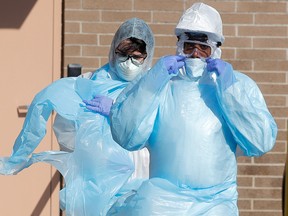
[0,78,81,175]
[110,58,173,151]
[215,71,277,157]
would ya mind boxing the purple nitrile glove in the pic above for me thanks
[83,95,113,117]
[163,55,185,75]
[206,58,236,90]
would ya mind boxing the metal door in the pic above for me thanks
[0,0,62,215]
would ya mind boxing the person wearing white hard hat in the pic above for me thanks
[109,2,277,215]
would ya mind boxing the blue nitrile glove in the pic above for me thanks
[206,58,236,90]
[83,95,113,117]
[163,55,185,75]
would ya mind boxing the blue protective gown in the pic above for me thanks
[109,58,278,215]
[0,65,145,216]
[0,17,154,216]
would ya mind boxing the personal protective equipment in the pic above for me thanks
[109,18,154,81]
[83,95,114,117]
[115,52,146,66]
[176,33,218,59]
[0,69,148,216]
[206,58,237,90]
[0,76,135,216]
[0,17,154,216]
[175,2,224,44]
[183,40,214,54]
[53,114,76,152]
[163,55,185,75]
[179,57,207,81]
[175,3,224,59]
[115,58,144,81]
[109,55,277,215]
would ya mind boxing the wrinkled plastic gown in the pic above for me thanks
[109,58,278,215]
[0,69,141,216]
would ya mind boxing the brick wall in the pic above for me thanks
[64,0,288,215]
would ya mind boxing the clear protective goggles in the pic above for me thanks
[115,51,146,66]
[177,39,217,59]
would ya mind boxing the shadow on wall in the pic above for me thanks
[0,0,37,28]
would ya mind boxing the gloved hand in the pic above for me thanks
[163,55,185,75]
[83,95,113,117]
[206,58,236,90]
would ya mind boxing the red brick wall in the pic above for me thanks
[64,1,288,215]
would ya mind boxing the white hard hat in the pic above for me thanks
[175,3,224,45]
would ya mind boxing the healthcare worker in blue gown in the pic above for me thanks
[0,18,154,216]
[109,3,277,216]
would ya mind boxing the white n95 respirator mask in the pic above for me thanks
[179,58,206,81]
[115,58,143,81]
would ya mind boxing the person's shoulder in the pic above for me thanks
[233,70,259,89]
[234,70,253,81]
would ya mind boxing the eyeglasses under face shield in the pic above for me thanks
[177,32,221,58]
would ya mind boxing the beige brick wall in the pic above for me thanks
[64,0,288,215]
